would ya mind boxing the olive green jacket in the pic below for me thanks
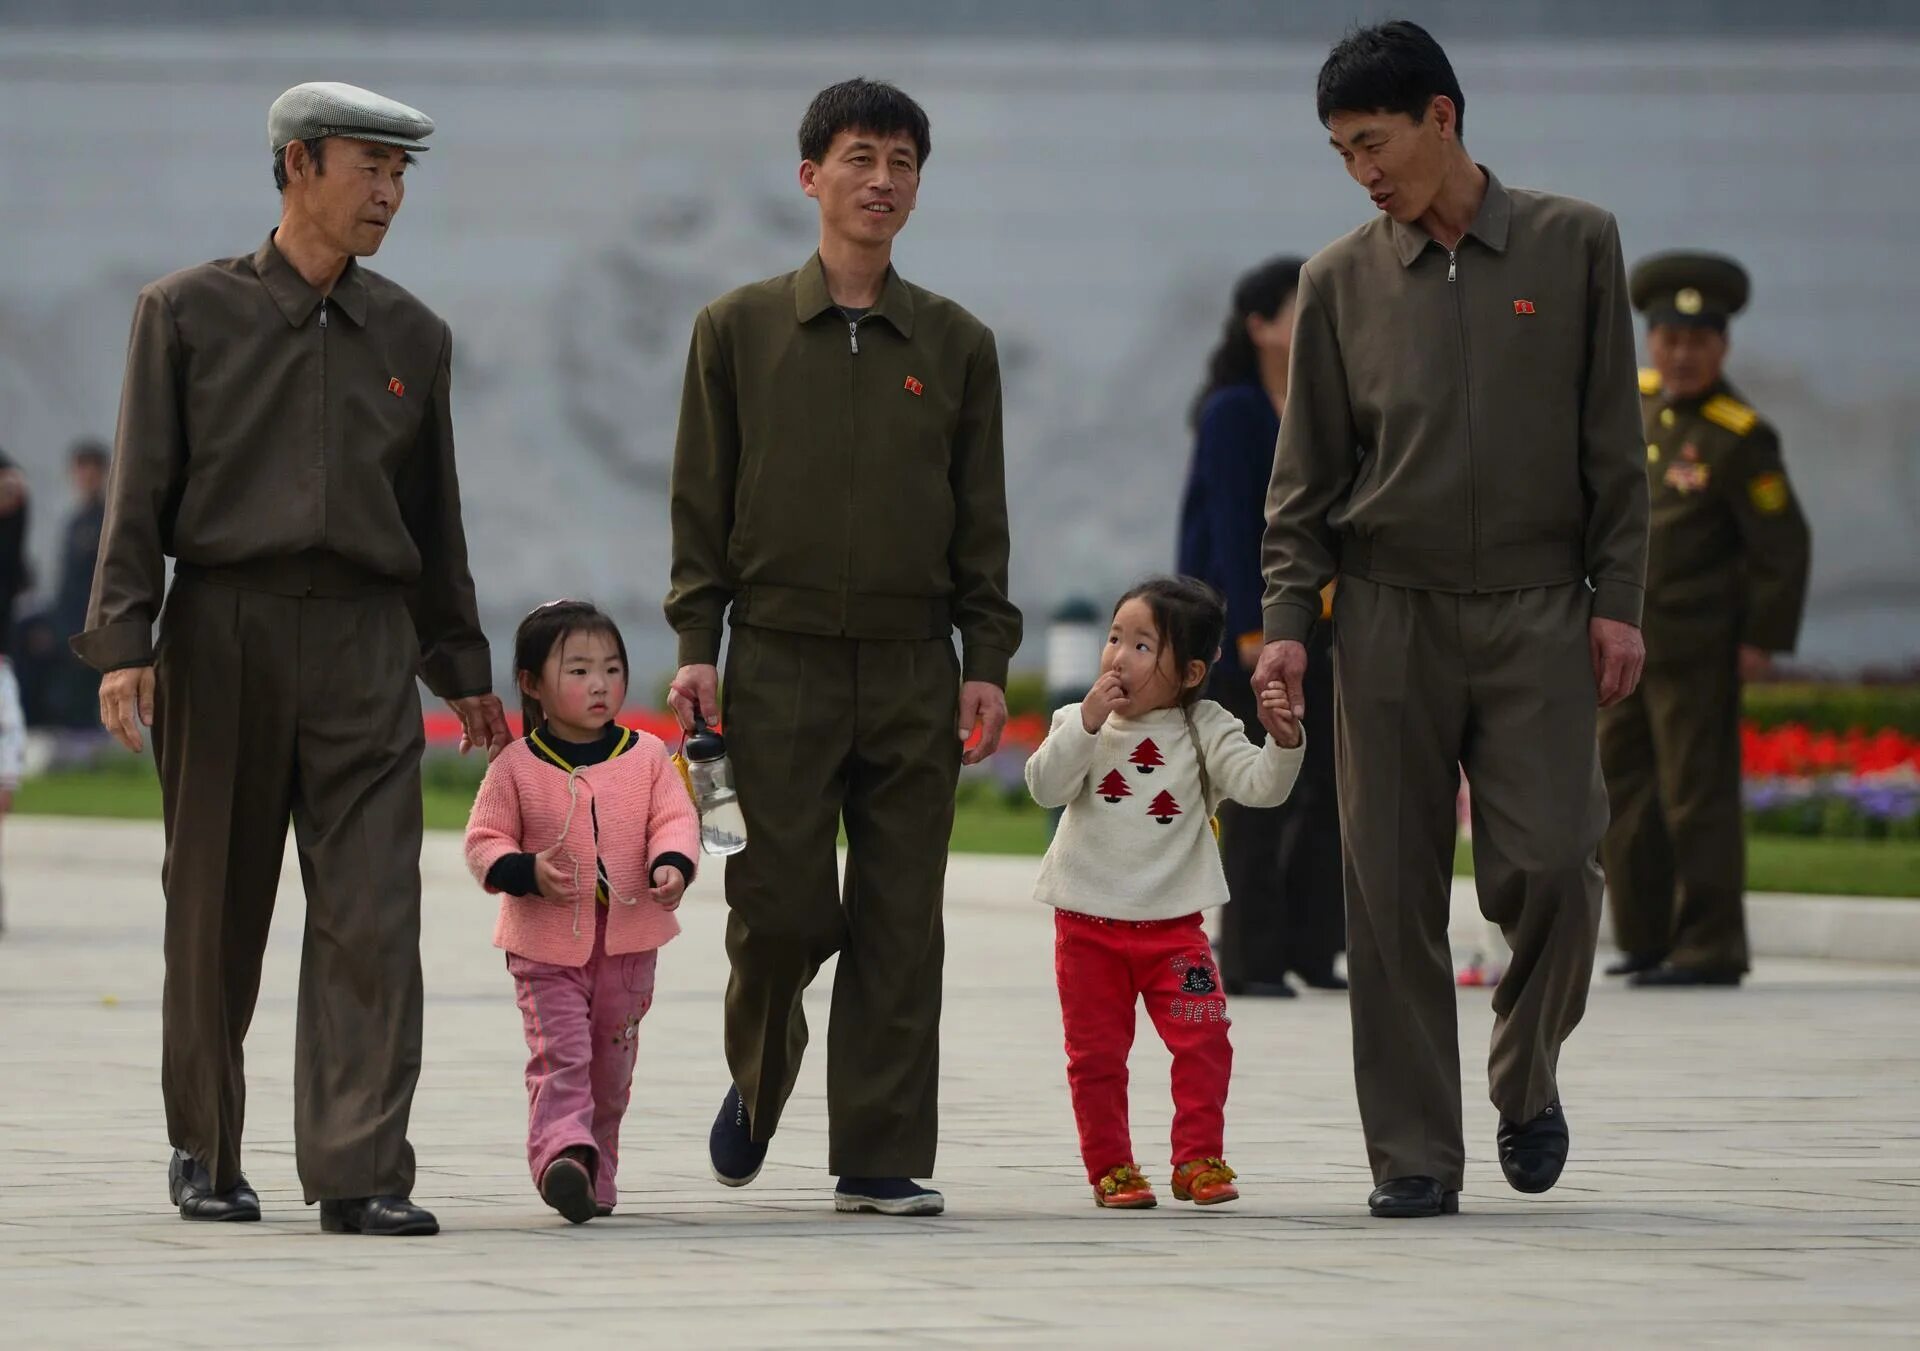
[1263,170,1649,642]
[665,254,1021,684]
[1639,371,1811,657]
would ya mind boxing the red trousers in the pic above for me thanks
[1054,909,1233,1182]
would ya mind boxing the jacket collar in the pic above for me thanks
[793,251,915,339]
[1390,165,1512,268]
[254,230,369,328]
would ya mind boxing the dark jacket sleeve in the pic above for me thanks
[486,852,540,897]
[1727,425,1812,652]
[1580,213,1651,626]
[1261,270,1355,644]
[1192,390,1275,646]
[947,326,1022,685]
[72,285,188,673]
[664,307,741,669]
[398,322,492,699]
[649,851,696,888]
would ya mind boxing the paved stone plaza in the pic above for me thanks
[3,817,1919,1347]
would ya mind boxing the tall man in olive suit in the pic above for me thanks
[666,80,1021,1217]
[1256,23,1648,1219]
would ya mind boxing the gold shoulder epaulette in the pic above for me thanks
[1638,368,1662,396]
[1702,394,1758,436]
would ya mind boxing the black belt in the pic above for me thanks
[174,551,402,599]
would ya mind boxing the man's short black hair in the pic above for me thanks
[798,79,931,169]
[70,438,109,469]
[1316,20,1466,138]
[272,136,327,193]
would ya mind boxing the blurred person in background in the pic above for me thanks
[0,645,20,935]
[0,450,29,907]
[28,439,113,735]
[0,449,28,660]
[1602,253,1811,989]
[1177,256,1345,998]
[56,440,109,645]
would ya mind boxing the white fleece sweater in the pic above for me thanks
[1024,700,1305,921]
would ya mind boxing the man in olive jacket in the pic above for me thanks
[1257,24,1648,1219]
[665,79,1020,1217]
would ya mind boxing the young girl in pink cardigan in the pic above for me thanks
[465,601,699,1223]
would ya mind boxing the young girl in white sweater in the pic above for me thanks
[1026,576,1304,1209]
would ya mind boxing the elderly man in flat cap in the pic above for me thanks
[1600,252,1811,988]
[75,81,509,1236]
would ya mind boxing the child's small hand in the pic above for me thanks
[1259,681,1304,749]
[1081,671,1130,734]
[534,844,573,900]
[647,866,687,911]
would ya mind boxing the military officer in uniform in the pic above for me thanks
[76,82,508,1234]
[1601,252,1811,987]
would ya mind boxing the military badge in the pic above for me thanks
[1663,461,1711,494]
[1749,472,1790,515]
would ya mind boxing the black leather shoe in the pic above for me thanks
[1498,1100,1570,1194]
[1292,968,1349,991]
[540,1147,598,1224]
[319,1195,440,1236]
[167,1148,261,1222]
[1628,964,1744,987]
[710,1085,769,1187]
[1604,951,1664,977]
[1368,1176,1459,1218]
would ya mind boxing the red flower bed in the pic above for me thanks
[425,708,1055,754]
[423,709,682,749]
[428,712,1914,776]
[1741,723,1920,778]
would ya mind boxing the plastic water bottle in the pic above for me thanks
[684,714,748,857]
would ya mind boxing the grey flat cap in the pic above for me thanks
[269,81,434,154]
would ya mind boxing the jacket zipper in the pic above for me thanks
[1447,249,1479,589]
[317,300,329,550]
[843,315,863,629]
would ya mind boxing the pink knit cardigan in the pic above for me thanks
[464,732,700,966]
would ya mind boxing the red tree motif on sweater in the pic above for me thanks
[1096,769,1132,804]
[1147,789,1181,824]
[1129,739,1165,773]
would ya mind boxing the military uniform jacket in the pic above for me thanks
[1262,169,1649,642]
[665,253,1022,685]
[1638,370,1810,657]
[72,232,491,697]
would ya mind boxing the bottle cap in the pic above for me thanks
[684,712,727,763]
